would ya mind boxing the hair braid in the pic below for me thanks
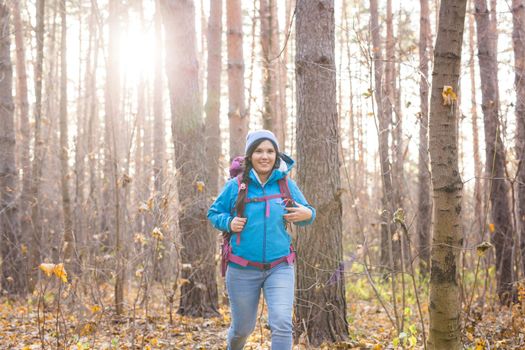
[234,158,252,216]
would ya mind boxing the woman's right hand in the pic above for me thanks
[230,217,247,233]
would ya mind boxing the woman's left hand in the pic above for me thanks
[283,203,312,223]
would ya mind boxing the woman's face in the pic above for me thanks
[250,140,277,178]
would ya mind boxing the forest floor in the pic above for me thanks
[0,282,524,349]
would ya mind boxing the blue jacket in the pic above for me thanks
[207,154,316,266]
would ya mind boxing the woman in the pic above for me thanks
[208,130,315,350]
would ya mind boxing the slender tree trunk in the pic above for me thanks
[417,0,432,275]
[153,0,165,195]
[44,1,61,263]
[74,1,87,269]
[86,3,100,267]
[295,0,348,345]
[226,0,248,157]
[205,0,222,195]
[343,1,356,184]
[474,0,515,304]
[370,0,395,271]
[260,0,284,146]
[12,0,31,269]
[509,0,524,275]
[468,0,483,239]
[161,0,219,317]
[427,0,467,348]
[29,0,46,292]
[512,0,525,279]
[385,0,404,267]
[0,2,24,295]
[279,0,292,151]
[106,0,125,315]
[59,0,75,273]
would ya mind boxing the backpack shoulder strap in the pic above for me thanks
[278,176,294,206]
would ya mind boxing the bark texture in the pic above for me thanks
[417,0,432,275]
[427,0,467,348]
[469,2,483,239]
[161,0,219,317]
[511,0,525,279]
[29,0,46,292]
[153,0,165,196]
[475,0,515,304]
[295,0,348,345]
[370,0,396,271]
[12,0,31,261]
[59,0,75,272]
[260,0,284,146]
[205,0,222,195]
[105,0,125,315]
[0,2,25,294]
[226,0,248,157]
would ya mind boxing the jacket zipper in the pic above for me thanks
[262,185,267,263]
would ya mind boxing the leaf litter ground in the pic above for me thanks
[0,285,524,349]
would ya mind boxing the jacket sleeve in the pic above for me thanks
[287,178,316,226]
[207,179,237,233]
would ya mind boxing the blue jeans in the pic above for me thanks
[225,263,295,350]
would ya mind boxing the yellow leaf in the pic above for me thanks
[80,322,96,336]
[21,347,31,350]
[488,223,495,233]
[149,338,159,346]
[90,305,101,313]
[373,344,382,350]
[179,278,191,286]
[442,85,457,105]
[21,244,28,255]
[196,181,205,192]
[53,263,68,283]
[39,263,55,277]
[466,331,474,342]
[152,227,164,240]
[362,88,373,98]
[475,338,486,350]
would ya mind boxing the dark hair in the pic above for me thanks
[234,138,280,216]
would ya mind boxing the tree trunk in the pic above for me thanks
[106,0,125,315]
[295,0,348,345]
[205,0,222,195]
[161,0,219,318]
[370,0,395,272]
[511,0,525,279]
[427,0,467,348]
[226,0,248,157]
[29,0,46,292]
[260,0,284,146]
[468,0,483,239]
[86,3,100,268]
[417,0,432,275]
[474,0,515,304]
[59,0,75,273]
[74,1,87,269]
[153,0,165,196]
[12,0,31,272]
[0,2,25,295]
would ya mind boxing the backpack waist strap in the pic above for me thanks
[226,245,295,271]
